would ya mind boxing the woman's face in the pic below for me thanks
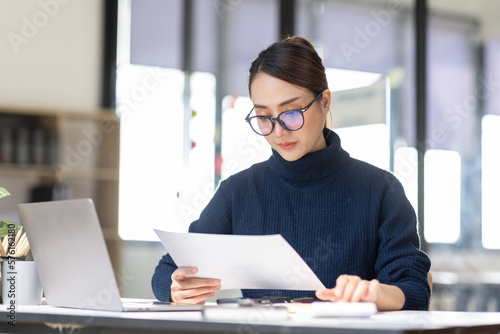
[250,73,331,161]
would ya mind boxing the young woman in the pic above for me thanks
[152,37,431,311]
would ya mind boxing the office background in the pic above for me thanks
[0,0,499,311]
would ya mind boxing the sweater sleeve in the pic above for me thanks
[375,173,431,310]
[151,179,234,301]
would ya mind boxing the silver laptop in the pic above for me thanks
[18,198,202,312]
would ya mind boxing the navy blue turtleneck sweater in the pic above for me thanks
[152,128,431,310]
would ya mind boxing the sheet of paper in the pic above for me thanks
[154,230,326,291]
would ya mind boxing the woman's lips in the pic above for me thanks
[278,142,297,150]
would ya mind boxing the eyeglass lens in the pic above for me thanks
[250,110,303,135]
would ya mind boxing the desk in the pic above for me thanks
[2,303,500,334]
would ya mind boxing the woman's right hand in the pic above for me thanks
[170,267,221,305]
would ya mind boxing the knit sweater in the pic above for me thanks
[152,128,431,310]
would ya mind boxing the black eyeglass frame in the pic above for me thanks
[245,92,323,136]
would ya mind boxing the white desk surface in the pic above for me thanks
[2,299,500,333]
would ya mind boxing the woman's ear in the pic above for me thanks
[321,89,332,114]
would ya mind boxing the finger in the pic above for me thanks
[172,267,198,281]
[174,277,221,291]
[173,286,219,304]
[350,280,370,302]
[333,275,350,299]
[339,276,361,302]
[363,279,379,302]
[315,289,339,302]
[172,279,221,297]
[179,291,217,305]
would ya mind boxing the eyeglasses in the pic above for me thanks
[245,93,323,136]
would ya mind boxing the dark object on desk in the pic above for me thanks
[217,296,321,305]
[30,183,71,203]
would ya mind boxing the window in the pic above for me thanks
[481,115,500,249]
[117,0,278,240]
[425,11,479,247]
[327,70,389,171]
[117,65,186,240]
[117,0,216,240]
[424,149,461,243]
[482,38,500,249]
[115,0,500,254]
[297,0,413,196]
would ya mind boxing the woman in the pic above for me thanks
[152,37,431,311]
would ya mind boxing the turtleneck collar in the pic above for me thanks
[268,128,350,182]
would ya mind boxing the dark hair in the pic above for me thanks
[248,36,328,97]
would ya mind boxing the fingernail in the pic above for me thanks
[191,268,197,273]
[213,280,220,285]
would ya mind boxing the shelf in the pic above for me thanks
[0,105,118,121]
[0,164,119,181]
[65,167,119,181]
[0,163,55,178]
[0,107,120,233]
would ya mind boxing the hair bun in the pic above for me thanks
[248,36,328,97]
[281,36,316,51]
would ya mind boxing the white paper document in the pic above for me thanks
[154,230,326,291]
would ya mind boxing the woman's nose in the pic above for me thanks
[273,120,287,137]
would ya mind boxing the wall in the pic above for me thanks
[0,0,103,110]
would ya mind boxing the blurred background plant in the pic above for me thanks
[0,187,21,237]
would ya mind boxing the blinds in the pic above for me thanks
[130,0,183,69]
[129,0,278,96]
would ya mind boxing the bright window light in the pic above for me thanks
[424,149,461,244]
[326,68,382,92]
[221,96,271,180]
[394,147,418,213]
[176,72,216,224]
[335,124,390,171]
[482,114,500,249]
[118,67,216,241]
[326,68,389,172]
[118,65,185,241]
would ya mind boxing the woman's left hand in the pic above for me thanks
[315,274,406,311]
[315,274,379,303]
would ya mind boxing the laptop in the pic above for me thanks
[18,198,203,312]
